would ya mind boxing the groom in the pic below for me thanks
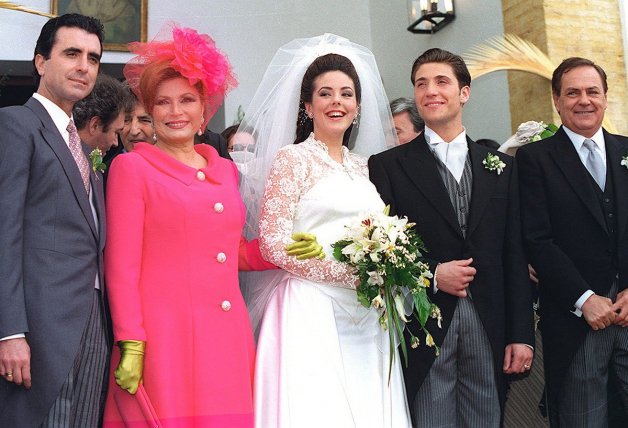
[369,48,534,427]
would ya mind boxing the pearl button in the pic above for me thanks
[216,252,227,263]
[214,202,224,213]
[221,300,231,311]
[196,171,206,181]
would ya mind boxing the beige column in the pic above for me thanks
[502,0,627,134]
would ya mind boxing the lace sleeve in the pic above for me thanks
[258,147,358,288]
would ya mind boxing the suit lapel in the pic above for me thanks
[605,131,628,240]
[26,98,99,239]
[89,168,106,248]
[399,135,463,238]
[549,128,607,233]
[466,141,499,239]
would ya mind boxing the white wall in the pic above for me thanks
[368,0,511,143]
[0,0,511,141]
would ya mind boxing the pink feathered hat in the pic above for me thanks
[124,24,237,131]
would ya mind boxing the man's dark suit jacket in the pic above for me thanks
[0,97,107,427]
[201,129,232,160]
[369,133,534,407]
[517,126,628,416]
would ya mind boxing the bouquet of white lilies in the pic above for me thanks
[332,206,441,375]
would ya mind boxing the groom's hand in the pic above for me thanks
[435,258,476,297]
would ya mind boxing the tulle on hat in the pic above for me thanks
[124,24,237,130]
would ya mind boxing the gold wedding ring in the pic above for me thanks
[523,364,530,370]
[5,371,13,377]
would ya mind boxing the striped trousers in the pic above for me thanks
[556,282,628,428]
[412,297,500,428]
[40,290,110,428]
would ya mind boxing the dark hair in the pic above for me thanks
[389,97,424,132]
[73,74,132,131]
[410,48,471,89]
[551,57,608,96]
[139,61,205,114]
[221,124,239,144]
[33,14,104,87]
[475,138,500,150]
[295,53,361,146]
[125,85,140,115]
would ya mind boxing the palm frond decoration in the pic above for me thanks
[0,1,55,18]
[464,34,617,134]
[464,34,555,80]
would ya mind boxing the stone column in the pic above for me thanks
[502,0,627,134]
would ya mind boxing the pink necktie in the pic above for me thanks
[67,119,90,194]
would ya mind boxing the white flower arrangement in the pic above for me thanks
[499,120,558,155]
[332,206,442,374]
[483,153,506,175]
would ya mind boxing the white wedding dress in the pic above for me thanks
[254,135,411,428]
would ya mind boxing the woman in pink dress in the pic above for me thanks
[102,26,319,427]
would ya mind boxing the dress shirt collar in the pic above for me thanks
[424,126,468,182]
[563,125,606,167]
[32,92,73,146]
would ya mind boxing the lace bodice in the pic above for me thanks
[259,134,385,288]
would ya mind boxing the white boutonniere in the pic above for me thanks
[483,153,506,175]
[89,148,106,174]
[515,120,558,144]
[622,154,628,170]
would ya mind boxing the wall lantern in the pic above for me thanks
[407,0,455,34]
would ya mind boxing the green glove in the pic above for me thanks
[285,232,325,260]
[115,340,145,395]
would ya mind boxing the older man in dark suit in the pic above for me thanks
[0,14,110,427]
[369,48,534,427]
[517,57,628,427]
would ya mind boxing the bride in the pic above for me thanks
[236,34,410,428]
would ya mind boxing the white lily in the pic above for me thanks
[367,271,384,286]
[372,294,385,309]
[394,294,409,322]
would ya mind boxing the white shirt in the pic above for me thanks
[564,125,607,169]
[562,125,606,316]
[424,126,468,183]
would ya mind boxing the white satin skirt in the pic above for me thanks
[254,275,411,428]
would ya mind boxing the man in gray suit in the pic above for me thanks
[0,14,110,427]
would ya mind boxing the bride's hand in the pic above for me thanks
[285,232,325,260]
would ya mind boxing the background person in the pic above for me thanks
[73,73,132,156]
[120,91,153,151]
[390,96,424,144]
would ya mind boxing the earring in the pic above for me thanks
[152,133,157,143]
[298,105,312,126]
[353,110,360,125]
[198,115,205,136]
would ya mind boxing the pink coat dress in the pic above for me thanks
[103,143,273,428]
